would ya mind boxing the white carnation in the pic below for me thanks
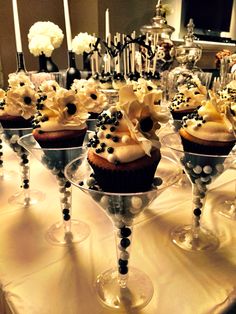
[28,21,64,56]
[72,32,98,55]
[29,35,54,57]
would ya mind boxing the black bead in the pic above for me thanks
[106,134,111,139]
[118,258,128,266]
[193,208,201,217]
[110,126,116,132]
[63,214,71,221]
[62,208,70,214]
[119,266,128,275]
[112,136,119,142]
[107,147,114,154]
[65,181,71,188]
[90,93,97,100]
[120,238,130,248]
[120,227,131,237]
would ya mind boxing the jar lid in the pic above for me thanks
[140,0,175,35]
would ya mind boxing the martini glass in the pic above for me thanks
[162,132,235,251]
[65,150,181,310]
[0,124,17,180]
[18,133,90,246]
[218,146,236,220]
[2,127,45,206]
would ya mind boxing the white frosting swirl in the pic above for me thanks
[182,95,236,142]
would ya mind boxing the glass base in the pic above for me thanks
[8,189,45,207]
[45,219,90,246]
[170,224,219,251]
[218,201,236,220]
[95,267,154,310]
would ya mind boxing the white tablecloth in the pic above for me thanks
[0,141,236,314]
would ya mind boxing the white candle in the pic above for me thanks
[63,0,72,50]
[12,0,22,52]
[105,8,110,41]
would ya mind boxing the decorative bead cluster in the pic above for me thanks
[181,156,225,226]
[182,110,206,129]
[4,132,30,191]
[42,155,72,222]
[87,110,123,164]
[117,225,132,275]
[0,137,3,175]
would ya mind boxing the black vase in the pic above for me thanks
[38,53,59,73]
[83,52,91,71]
[66,51,81,89]
[16,52,27,73]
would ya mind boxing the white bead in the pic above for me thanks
[108,154,116,163]
[97,131,104,139]
[86,177,96,186]
[216,164,224,173]
[121,135,131,144]
[131,196,142,209]
[100,196,109,207]
[193,165,202,174]
[203,165,212,174]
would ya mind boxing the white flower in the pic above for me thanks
[8,72,35,89]
[28,21,64,57]
[72,32,98,55]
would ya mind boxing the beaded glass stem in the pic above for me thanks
[3,127,44,206]
[162,132,235,251]
[18,134,90,246]
[65,150,181,310]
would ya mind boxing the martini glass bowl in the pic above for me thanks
[18,133,90,246]
[161,132,236,251]
[65,150,181,310]
[2,127,44,206]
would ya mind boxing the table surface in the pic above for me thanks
[0,138,236,314]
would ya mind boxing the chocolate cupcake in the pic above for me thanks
[87,85,169,192]
[0,72,38,128]
[179,95,236,155]
[33,84,89,148]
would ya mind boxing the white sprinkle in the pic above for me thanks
[108,154,116,163]
[97,131,104,139]
[216,164,224,173]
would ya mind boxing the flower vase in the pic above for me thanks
[66,51,81,89]
[38,53,59,73]
[16,52,27,73]
[83,52,91,72]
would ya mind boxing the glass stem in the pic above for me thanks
[57,173,72,234]
[18,148,30,206]
[0,136,3,178]
[191,182,207,238]
[115,224,133,289]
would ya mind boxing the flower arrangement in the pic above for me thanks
[71,32,99,55]
[28,21,64,57]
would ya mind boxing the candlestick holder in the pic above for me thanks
[66,51,81,89]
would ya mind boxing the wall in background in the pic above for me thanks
[0,0,235,88]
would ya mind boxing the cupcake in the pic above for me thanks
[179,95,236,155]
[33,83,89,148]
[0,72,38,128]
[87,84,169,192]
[169,75,207,121]
[71,79,108,119]
[217,80,236,103]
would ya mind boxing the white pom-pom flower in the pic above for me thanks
[72,32,98,55]
[28,21,64,57]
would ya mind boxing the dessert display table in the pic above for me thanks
[0,142,236,314]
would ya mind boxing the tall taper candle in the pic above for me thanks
[12,0,22,52]
[105,8,110,41]
[63,0,72,50]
